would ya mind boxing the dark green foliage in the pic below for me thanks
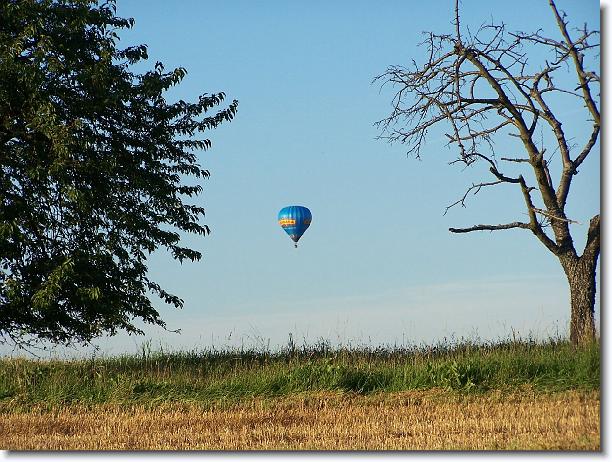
[0,0,237,345]
[0,339,600,407]
[287,359,393,393]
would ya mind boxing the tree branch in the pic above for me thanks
[531,207,580,224]
[449,222,531,233]
[501,157,530,163]
[517,175,560,254]
[549,0,600,125]
[444,180,503,214]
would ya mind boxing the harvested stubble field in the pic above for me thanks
[0,339,600,450]
[0,389,599,450]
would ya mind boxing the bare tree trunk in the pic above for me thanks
[560,253,598,345]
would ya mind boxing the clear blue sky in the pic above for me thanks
[7,0,603,356]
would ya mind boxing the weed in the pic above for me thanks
[0,338,599,407]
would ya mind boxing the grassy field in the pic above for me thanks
[0,338,600,450]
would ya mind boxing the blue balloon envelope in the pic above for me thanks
[278,206,312,247]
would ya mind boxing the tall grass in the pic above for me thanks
[0,337,599,407]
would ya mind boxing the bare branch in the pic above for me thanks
[573,123,600,170]
[454,0,461,45]
[548,0,600,124]
[517,175,559,254]
[501,157,530,163]
[445,119,512,142]
[531,207,581,224]
[489,165,520,184]
[530,70,571,168]
[449,222,531,233]
[444,180,503,215]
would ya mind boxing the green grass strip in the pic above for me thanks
[0,338,599,407]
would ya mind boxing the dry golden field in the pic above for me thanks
[0,389,599,450]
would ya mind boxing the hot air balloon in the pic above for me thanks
[278,205,312,248]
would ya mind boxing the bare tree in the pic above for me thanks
[375,0,600,345]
